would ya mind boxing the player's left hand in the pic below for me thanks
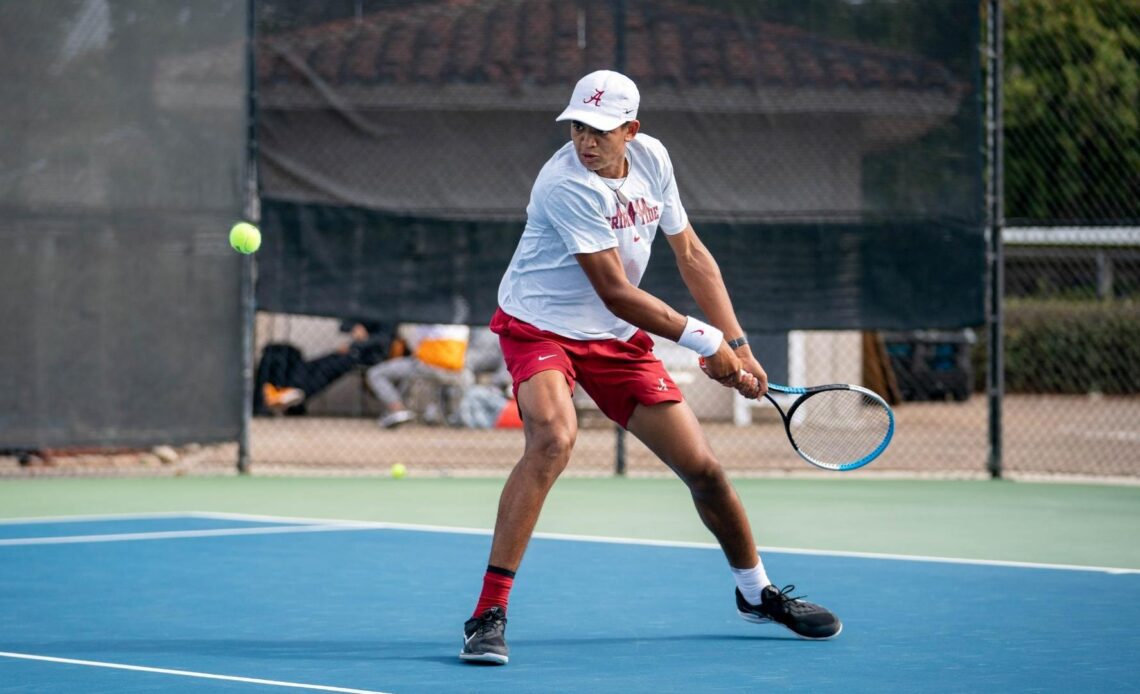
[735,352,768,399]
[717,344,767,399]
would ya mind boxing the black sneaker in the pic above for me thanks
[736,585,842,640]
[460,606,509,665]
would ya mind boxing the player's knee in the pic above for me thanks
[523,426,575,477]
[683,457,729,499]
[536,428,575,462]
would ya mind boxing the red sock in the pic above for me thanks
[473,565,515,616]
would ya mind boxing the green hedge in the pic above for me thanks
[971,300,1140,395]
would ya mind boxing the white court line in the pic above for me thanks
[194,512,1140,576]
[0,651,389,694]
[3,511,1137,575]
[0,522,375,546]
[0,511,203,525]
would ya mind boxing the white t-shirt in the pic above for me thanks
[497,133,689,341]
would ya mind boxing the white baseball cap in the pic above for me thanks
[555,70,640,132]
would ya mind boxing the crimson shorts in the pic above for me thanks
[490,308,683,428]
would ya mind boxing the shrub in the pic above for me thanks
[970,300,1140,394]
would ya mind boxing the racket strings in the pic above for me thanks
[787,390,892,467]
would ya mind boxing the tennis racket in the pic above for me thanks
[762,382,895,471]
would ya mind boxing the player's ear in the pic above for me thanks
[624,120,640,140]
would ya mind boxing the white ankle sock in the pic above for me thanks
[731,560,771,606]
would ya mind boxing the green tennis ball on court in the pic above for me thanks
[229,222,261,254]
[390,463,407,479]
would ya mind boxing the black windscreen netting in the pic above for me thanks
[0,1,248,449]
[254,0,984,329]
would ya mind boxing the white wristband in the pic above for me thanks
[677,316,723,357]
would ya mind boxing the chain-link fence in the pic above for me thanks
[993,0,1140,478]
[238,0,989,479]
[3,0,1137,480]
[232,0,1136,481]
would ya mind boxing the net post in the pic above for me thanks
[985,0,1005,479]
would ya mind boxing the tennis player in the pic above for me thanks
[461,70,841,665]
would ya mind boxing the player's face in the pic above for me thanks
[571,120,639,178]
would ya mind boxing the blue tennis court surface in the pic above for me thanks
[1,514,1136,693]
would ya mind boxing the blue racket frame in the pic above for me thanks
[765,383,896,471]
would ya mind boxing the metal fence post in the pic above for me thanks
[985,0,1005,479]
[615,425,627,476]
[238,0,259,475]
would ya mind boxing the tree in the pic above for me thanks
[1004,0,1140,223]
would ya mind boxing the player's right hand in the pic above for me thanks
[700,346,746,388]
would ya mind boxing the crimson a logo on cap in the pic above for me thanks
[583,89,604,106]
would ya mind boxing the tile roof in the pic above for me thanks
[257,0,963,96]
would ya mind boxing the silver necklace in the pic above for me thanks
[598,154,632,205]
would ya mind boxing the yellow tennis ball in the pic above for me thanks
[390,463,407,479]
[229,222,261,254]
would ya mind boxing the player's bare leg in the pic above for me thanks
[627,399,841,640]
[462,370,578,665]
[488,369,578,571]
[626,400,758,568]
